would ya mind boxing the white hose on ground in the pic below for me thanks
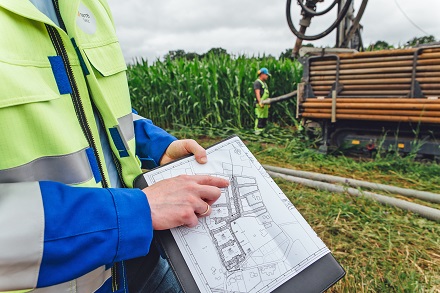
[267,171,440,222]
[263,165,440,204]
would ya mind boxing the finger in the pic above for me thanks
[189,175,230,188]
[194,185,224,204]
[184,213,200,228]
[195,202,211,217]
[183,139,207,164]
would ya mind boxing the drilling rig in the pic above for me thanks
[285,0,440,158]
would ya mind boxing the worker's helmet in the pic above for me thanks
[257,67,271,76]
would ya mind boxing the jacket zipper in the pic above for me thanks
[46,24,119,292]
[45,25,110,189]
[49,3,122,290]
[52,0,126,191]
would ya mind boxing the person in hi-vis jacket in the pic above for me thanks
[0,1,229,292]
[253,67,271,134]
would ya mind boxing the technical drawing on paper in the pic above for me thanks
[143,136,330,293]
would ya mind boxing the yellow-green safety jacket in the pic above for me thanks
[0,0,176,292]
[256,78,270,102]
[255,78,270,119]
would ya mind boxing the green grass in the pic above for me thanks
[170,127,440,292]
[128,54,439,292]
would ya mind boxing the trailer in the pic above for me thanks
[296,46,440,157]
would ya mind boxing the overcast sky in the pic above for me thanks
[106,0,440,63]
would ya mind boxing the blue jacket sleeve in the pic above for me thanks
[133,113,177,169]
[37,181,152,287]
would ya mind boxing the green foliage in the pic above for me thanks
[366,40,395,51]
[405,35,437,47]
[162,49,194,61]
[279,48,294,60]
[162,48,231,62]
[203,47,230,58]
[128,54,302,129]
[365,35,438,52]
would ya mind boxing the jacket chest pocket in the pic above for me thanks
[0,58,90,170]
[81,40,132,128]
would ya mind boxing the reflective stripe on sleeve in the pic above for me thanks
[109,113,135,158]
[0,149,94,185]
[31,266,111,293]
[0,182,44,290]
[118,113,135,142]
[132,113,143,122]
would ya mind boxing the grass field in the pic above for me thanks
[171,126,440,293]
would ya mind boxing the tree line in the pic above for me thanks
[163,35,438,61]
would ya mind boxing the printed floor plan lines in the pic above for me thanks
[143,136,330,292]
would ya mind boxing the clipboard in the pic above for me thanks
[134,135,345,293]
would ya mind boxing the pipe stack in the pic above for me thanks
[300,47,440,123]
[301,98,440,123]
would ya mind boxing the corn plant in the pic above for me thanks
[128,54,302,130]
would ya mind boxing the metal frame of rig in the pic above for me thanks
[296,46,440,158]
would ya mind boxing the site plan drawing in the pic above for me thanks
[142,136,331,293]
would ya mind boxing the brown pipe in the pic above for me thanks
[310,65,440,77]
[323,47,440,59]
[310,54,440,68]
[309,96,440,99]
[310,65,440,76]
[421,84,440,90]
[310,58,440,69]
[310,73,412,81]
[303,108,440,117]
[310,60,413,71]
[314,89,440,98]
[310,77,440,86]
[303,98,440,103]
[310,55,413,66]
[312,85,411,91]
[311,78,412,85]
[309,72,440,81]
[300,113,440,124]
[314,90,412,96]
[309,52,440,66]
[310,59,440,71]
[423,90,440,96]
[302,103,440,110]
[417,65,440,72]
[334,48,417,59]
[419,48,440,54]
[311,66,413,76]
[417,72,440,77]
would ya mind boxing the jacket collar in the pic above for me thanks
[0,0,79,29]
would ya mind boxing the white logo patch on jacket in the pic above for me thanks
[76,2,97,34]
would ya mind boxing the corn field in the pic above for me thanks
[128,54,302,129]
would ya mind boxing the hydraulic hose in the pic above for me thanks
[297,0,339,16]
[263,165,440,204]
[267,170,440,222]
[286,0,353,41]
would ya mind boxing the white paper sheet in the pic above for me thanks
[143,136,330,293]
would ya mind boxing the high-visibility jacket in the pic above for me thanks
[0,0,176,292]
[255,78,270,102]
[254,79,270,119]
